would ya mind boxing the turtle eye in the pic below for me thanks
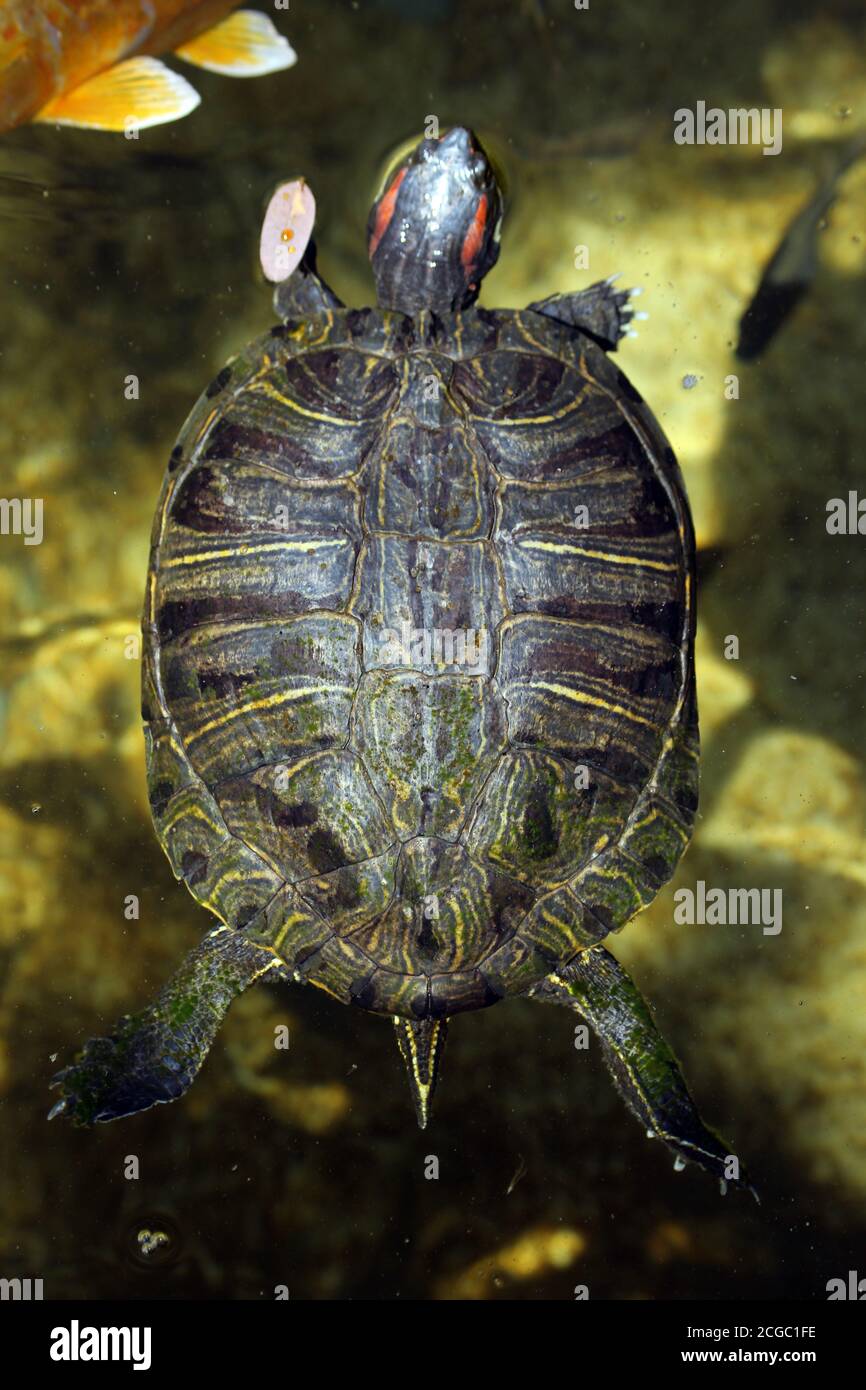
[469,158,488,189]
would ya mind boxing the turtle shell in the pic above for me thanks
[141,304,697,1022]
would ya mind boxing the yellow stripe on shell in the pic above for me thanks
[162,538,346,568]
[517,539,678,572]
[186,683,353,745]
[530,680,661,731]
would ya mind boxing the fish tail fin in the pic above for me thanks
[33,56,200,132]
[174,10,297,78]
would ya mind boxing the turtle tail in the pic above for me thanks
[392,1016,448,1129]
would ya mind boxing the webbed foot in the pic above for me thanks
[530,945,756,1197]
[49,927,278,1124]
[528,276,643,350]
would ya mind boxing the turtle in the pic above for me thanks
[51,126,748,1193]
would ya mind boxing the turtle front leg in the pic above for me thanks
[528,277,642,350]
[49,927,279,1125]
[273,243,343,321]
[530,945,755,1196]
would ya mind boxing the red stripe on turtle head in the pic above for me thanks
[460,192,489,279]
[368,166,407,259]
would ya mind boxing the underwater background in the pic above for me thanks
[2,0,866,1300]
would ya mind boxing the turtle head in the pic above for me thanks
[367,126,502,316]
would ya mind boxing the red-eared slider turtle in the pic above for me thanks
[52,127,747,1191]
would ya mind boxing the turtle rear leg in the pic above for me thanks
[530,945,755,1196]
[528,277,642,350]
[49,927,279,1124]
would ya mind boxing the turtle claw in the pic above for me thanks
[528,277,640,350]
[46,1096,67,1121]
[721,1175,761,1204]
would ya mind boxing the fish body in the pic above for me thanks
[0,1,295,133]
[737,132,866,360]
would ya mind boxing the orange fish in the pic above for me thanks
[0,1,296,134]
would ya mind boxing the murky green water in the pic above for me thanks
[2,0,866,1300]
